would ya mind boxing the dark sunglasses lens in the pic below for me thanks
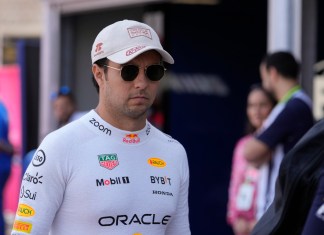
[121,65,139,81]
[146,65,165,81]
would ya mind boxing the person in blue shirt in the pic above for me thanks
[0,101,14,234]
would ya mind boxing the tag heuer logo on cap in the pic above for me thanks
[98,154,119,170]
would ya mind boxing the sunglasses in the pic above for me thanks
[104,64,166,81]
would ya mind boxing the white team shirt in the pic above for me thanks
[12,110,191,235]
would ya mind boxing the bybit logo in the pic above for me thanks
[150,176,171,185]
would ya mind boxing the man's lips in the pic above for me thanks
[130,96,149,103]
[131,95,148,100]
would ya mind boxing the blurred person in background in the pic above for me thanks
[244,51,314,220]
[0,101,14,235]
[22,86,87,174]
[227,84,276,235]
[51,86,87,128]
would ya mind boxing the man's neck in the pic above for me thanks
[277,81,300,102]
[94,106,146,132]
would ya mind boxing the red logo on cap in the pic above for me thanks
[127,27,152,39]
[126,46,146,56]
[95,43,103,52]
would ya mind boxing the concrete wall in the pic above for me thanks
[0,0,42,64]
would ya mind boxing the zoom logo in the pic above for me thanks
[90,118,111,135]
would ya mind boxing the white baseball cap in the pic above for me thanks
[91,19,174,64]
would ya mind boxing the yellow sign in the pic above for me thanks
[13,220,33,233]
[148,157,166,168]
[17,203,35,217]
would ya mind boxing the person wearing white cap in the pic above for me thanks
[11,20,191,235]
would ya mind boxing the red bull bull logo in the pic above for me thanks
[123,133,140,144]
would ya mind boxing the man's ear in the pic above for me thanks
[269,67,279,80]
[92,64,106,85]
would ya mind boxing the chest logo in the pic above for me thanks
[148,157,166,168]
[123,133,140,144]
[98,154,119,170]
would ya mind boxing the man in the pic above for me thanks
[52,86,87,128]
[11,20,191,235]
[251,118,324,235]
[0,101,13,235]
[302,162,324,235]
[244,51,314,219]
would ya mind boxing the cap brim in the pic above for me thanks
[107,45,174,64]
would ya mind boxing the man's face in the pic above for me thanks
[99,50,161,121]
